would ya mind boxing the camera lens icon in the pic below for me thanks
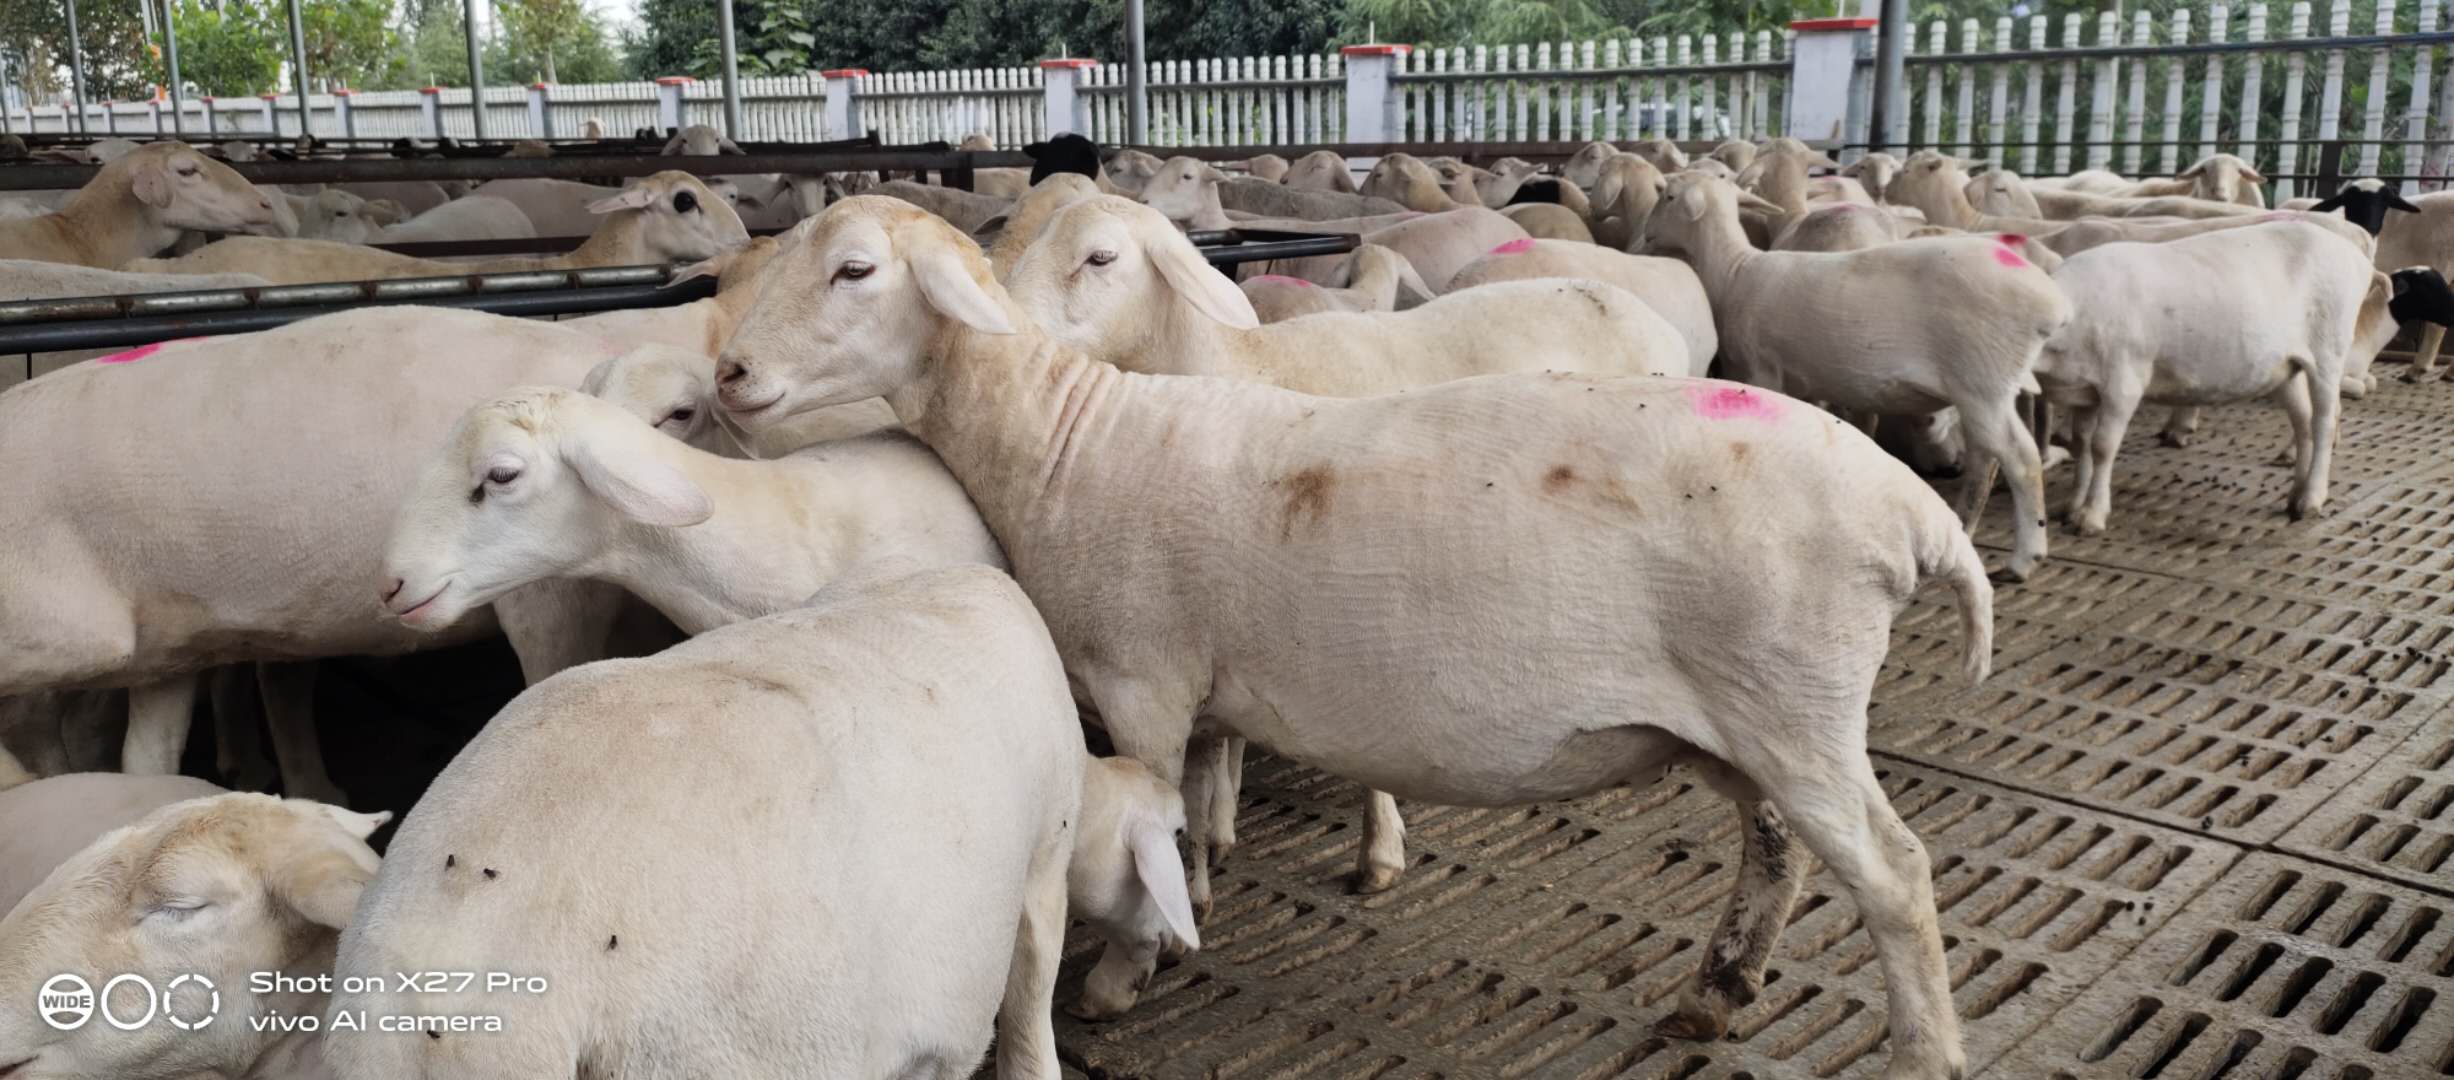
[35,973,217,1031]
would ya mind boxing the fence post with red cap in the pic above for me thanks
[1040,58,1096,136]
[1341,43,1410,143]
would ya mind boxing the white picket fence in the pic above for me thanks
[9,2,2454,195]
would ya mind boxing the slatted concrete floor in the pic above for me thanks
[1051,371,2454,1079]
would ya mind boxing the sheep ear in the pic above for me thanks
[659,131,687,154]
[667,251,730,287]
[910,245,1016,335]
[2311,191,2350,213]
[719,137,745,155]
[132,159,175,208]
[1129,816,1200,952]
[1807,152,1842,171]
[587,187,658,214]
[1593,165,1626,212]
[2390,191,2426,214]
[314,805,393,841]
[1150,235,1259,329]
[1736,190,1783,215]
[2177,160,2207,179]
[1839,159,1865,177]
[275,850,375,931]
[1392,254,1435,307]
[566,425,714,527]
[2241,164,2266,184]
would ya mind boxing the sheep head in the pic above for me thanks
[1005,195,1258,357]
[106,141,279,236]
[588,171,751,265]
[1067,756,1199,1020]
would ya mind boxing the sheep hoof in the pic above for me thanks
[2403,367,2436,384]
[1652,1009,1729,1042]
[2041,446,2072,470]
[1353,860,1405,895]
[2158,430,2194,449]
[2075,515,2108,538]
[2343,378,2372,400]
[1989,561,2036,585]
[2289,500,2327,522]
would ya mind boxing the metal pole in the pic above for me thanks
[1868,0,1907,152]
[284,0,310,138]
[715,0,742,138]
[65,0,88,133]
[461,0,488,139]
[1125,0,1147,143]
[160,0,186,134]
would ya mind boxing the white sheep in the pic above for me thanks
[0,259,269,303]
[1283,148,1360,192]
[877,178,1012,233]
[1135,156,1415,234]
[2039,221,2377,531]
[1238,244,1431,321]
[127,172,746,283]
[659,122,743,156]
[326,567,1190,1076]
[1643,172,2070,580]
[987,173,1101,279]
[711,197,1994,1078]
[374,194,539,244]
[1254,206,1526,293]
[1444,238,1722,376]
[0,772,225,912]
[1360,152,1474,213]
[465,176,626,235]
[378,383,1002,635]
[2303,182,2454,382]
[0,141,277,267]
[1588,152,1666,251]
[1840,152,1905,202]
[0,792,387,1080]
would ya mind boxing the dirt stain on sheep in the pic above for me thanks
[1273,465,1336,541]
[1540,463,1641,513]
[1543,465,1578,493]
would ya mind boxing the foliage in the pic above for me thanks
[494,0,625,82]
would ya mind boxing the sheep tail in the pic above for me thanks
[1918,494,1996,686]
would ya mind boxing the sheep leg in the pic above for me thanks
[497,579,633,684]
[994,829,1069,1080]
[1356,789,1408,894]
[1952,443,1997,528]
[2290,366,2341,520]
[2073,390,2141,537]
[2403,322,2447,381]
[2158,406,2201,448]
[1764,744,1964,1080]
[1075,673,1199,1018]
[2063,405,2097,523]
[258,661,344,804]
[1212,736,1245,862]
[122,674,198,775]
[2274,375,2314,470]
[1964,396,2049,581]
[209,664,275,791]
[1658,794,1806,1041]
[1180,734,1226,924]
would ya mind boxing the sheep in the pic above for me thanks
[2176,153,2269,206]
[659,122,743,155]
[1005,197,1692,903]
[0,792,387,1080]
[1630,137,1690,173]
[1136,156,1415,233]
[0,259,269,302]
[1588,153,1667,251]
[0,773,227,912]
[1561,140,1622,190]
[575,337,899,456]
[1506,174,1594,218]
[0,141,277,267]
[877,178,1012,233]
[711,195,1995,1076]
[2289,181,2454,385]
[326,566,1188,1076]
[1773,201,1921,252]
[1101,147,1165,195]
[1244,152,1291,182]
[379,384,1002,636]
[579,117,606,139]
[1709,139,1758,173]
[1643,172,2070,580]
[986,173,1102,278]
[1439,156,1537,206]
[275,187,380,242]
[1499,201,1595,242]
[128,171,747,283]
[1216,175,1404,220]
[373,193,539,244]
[465,176,624,235]
[504,138,554,158]
[2038,221,2378,531]
[1238,244,1431,321]
[1284,148,1360,192]
[1840,151,1904,201]
[1886,152,2067,234]
[1999,173,2262,221]
[1445,239,1721,374]
[1253,206,1526,292]
[0,307,666,779]
[2038,207,2372,260]
[334,180,452,216]
[1024,133,1106,185]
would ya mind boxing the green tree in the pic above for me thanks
[299,0,400,89]
[164,0,283,96]
[623,0,718,77]
[492,0,623,82]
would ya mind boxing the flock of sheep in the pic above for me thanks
[0,122,2448,1080]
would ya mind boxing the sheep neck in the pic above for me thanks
[591,440,842,634]
[890,321,1123,538]
[562,210,645,266]
[52,169,180,267]
[1677,206,1766,307]
[1184,183,1236,231]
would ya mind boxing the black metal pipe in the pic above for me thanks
[285,0,312,138]
[161,0,185,135]
[65,0,89,133]
[461,0,488,140]
[0,278,715,353]
[1197,232,1359,266]
[1869,0,1907,153]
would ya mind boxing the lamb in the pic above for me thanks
[1643,172,2070,580]
[1840,151,1904,202]
[466,176,626,235]
[659,122,743,155]
[127,172,747,283]
[1215,175,1403,220]
[374,194,539,244]
[710,195,1995,1077]
[1136,157,1414,233]
[2038,221,2377,531]
[1253,206,1525,292]
[2304,181,2454,381]
[379,383,1003,636]
[0,259,268,303]
[1284,148,1360,192]
[1561,140,1621,190]
[1588,152,1667,251]
[0,308,660,779]
[0,772,225,912]
[1499,201,1594,241]
[1238,244,1430,321]
[0,793,387,1080]
[1243,153,1291,182]
[877,178,1012,233]
[0,141,277,267]
[1361,152,1470,212]
[325,567,1191,1076]
[1445,239,1721,374]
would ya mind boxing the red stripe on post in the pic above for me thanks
[1340,44,1414,56]
[1790,17,1881,30]
[820,69,870,78]
[1039,58,1099,69]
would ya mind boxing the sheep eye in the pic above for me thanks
[1086,249,1118,267]
[486,466,521,485]
[673,191,699,214]
[176,165,199,177]
[147,899,207,920]
[665,407,697,425]
[835,261,874,282]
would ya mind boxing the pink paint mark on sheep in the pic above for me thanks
[1991,242,2029,268]
[1688,384,1784,422]
[1250,274,1318,288]
[95,337,204,364]
[1490,237,1536,255]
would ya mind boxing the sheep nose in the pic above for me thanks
[717,359,748,385]
[381,578,404,603]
